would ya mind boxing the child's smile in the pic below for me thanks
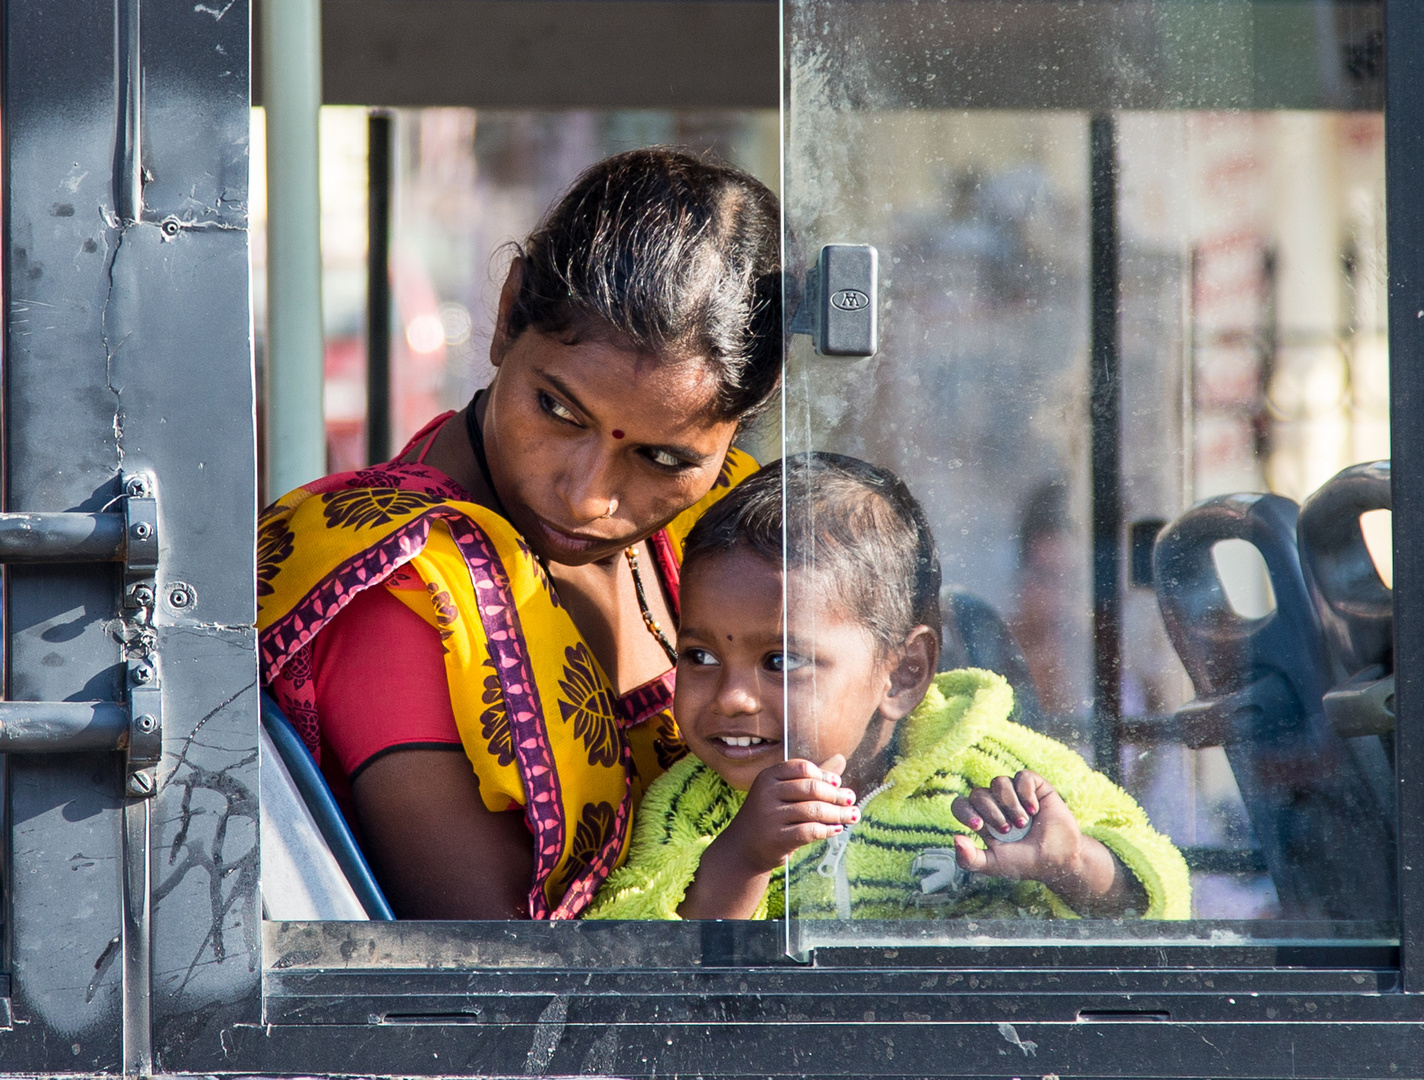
[672,548,787,787]
[674,549,901,792]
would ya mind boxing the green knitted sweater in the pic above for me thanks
[586,669,1190,921]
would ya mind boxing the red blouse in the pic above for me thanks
[308,413,679,826]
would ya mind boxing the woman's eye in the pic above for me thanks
[539,392,579,425]
[679,647,719,667]
[644,447,688,470]
[765,652,808,674]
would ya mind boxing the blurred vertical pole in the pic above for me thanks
[262,0,326,496]
[366,112,393,466]
[1089,112,1124,783]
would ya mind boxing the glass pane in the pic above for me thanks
[781,0,1393,954]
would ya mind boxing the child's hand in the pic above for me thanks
[721,754,859,873]
[677,755,858,920]
[950,770,1144,914]
[950,769,1080,882]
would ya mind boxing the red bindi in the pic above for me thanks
[611,429,625,440]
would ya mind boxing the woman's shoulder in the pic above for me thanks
[256,457,527,678]
[660,447,760,561]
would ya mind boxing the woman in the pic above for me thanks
[257,148,782,919]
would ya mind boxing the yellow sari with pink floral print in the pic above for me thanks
[257,432,757,919]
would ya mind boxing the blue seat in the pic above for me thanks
[260,691,394,921]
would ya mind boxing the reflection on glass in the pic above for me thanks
[783,0,1393,949]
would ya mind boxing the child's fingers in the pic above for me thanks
[1013,770,1053,816]
[965,786,1013,835]
[951,795,986,832]
[786,820,849,847]
[774,758,827,781]
[777,757,844,788]
[817,754,847,782]
[777,775,856,807]
[779,797,859,827]
[988,775,1031,831]
[953,834,990,874]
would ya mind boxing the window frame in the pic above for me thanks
[2,1,1423,1076]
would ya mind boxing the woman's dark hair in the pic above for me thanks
[504,146,783,425]
[681,452,943,655]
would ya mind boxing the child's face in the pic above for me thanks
[674,549,910,791]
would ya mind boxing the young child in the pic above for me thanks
[586,454,1190,921]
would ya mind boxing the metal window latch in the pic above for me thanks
[0,472,162,798]
[789,243,879,358]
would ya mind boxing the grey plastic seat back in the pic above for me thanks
[1298,460,1395,740]
[1153,492,1395,919]
[260,723,371,921]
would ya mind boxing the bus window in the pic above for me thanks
[779,0,1396,953]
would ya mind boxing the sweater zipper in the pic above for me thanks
[816,781,892,919]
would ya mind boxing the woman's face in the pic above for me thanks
[484,325,740,567]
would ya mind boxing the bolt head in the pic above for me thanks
[132,584,154,605]
[127,772,154,796]
[125,477,149,497]
[131,665,153,684]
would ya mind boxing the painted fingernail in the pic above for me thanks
[832,825,844,833]
[828,774,841,786]
[849,808,860,822]
[998,822,1011,833]
[970,817,983,830]
[1016,817,1028,829]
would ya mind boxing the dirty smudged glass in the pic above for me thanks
[780,0,1395,953]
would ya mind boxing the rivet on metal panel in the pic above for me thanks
[131,521,152,541]
[135,713,156,734]
[167,583,195,609]
[160,216,182,239]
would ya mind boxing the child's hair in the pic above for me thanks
[504,146,783,426]
[681,452,943,655]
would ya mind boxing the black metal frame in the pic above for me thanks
[2,0,1424,1076]
[1089,112,1124,784]
[1385,0,1424,997]
[365,111,393,467]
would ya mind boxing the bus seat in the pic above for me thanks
[1297,460,1394,740]
[260,691,395,921]
[1153,492,1395,919]
[941,588,1046,731]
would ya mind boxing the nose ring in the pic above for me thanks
[601,496,619,519]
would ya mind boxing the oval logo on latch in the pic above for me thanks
[830,289,870,312]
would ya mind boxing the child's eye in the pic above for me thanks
[765,652,808,674]
[679,647,720,667]
[539,391,580,425]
